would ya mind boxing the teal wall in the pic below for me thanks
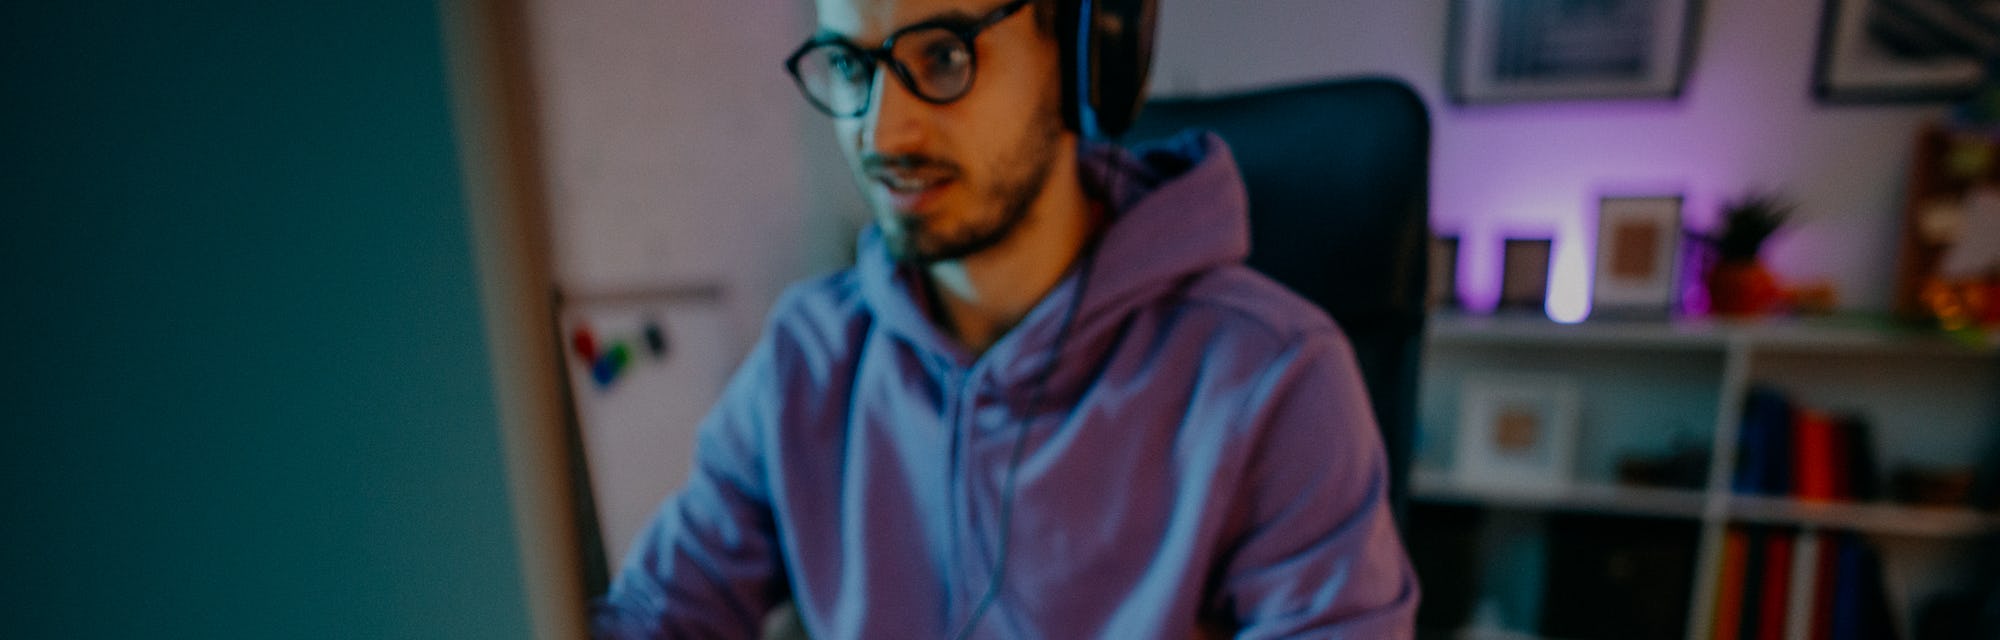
[3,3,532,638]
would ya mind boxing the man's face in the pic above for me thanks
[811,0,1069,264]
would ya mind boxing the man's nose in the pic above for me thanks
[861,66,928,156]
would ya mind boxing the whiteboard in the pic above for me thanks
[560,285,740,573]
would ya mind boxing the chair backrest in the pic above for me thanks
[1125,77,1431,525]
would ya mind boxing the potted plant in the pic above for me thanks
[1707,193,1792,317]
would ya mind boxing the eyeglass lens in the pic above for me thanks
[794,27,974,117]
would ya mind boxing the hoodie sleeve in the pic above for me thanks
[1212,332,1419,639]
[590,336,786,639]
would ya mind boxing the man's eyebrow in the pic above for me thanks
[914,8,981,25]
[812,8,984,45]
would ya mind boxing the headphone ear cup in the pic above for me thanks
[1056,0,1085,135]
[1079,0,1156,140]
[1056,0,1157,140]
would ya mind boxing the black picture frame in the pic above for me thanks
[1813,0,1996,103]
[1431,235,1462,310]
[1446,0,1704,104]
[1499,237,1554,312]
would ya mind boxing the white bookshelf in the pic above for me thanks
[1723,495,2000,538]
[1411,471,2000,538]
[1428,313,1999,355]
[1414,312,2000,640]
[1411,469,1709,520]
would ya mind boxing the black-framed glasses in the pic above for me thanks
[784,0,1032,118]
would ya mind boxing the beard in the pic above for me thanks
[877,109,1065,265]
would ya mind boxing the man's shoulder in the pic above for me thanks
[1175,265,1343,348]
[770,269,866,325]
[759,268,873,362]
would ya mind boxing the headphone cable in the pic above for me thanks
[947,142,1119,640]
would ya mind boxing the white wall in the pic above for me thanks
[526,0,862,344]
[1151,0,1944,314]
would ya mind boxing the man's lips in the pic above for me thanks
[877,175,954,212]
[863,154,960,213]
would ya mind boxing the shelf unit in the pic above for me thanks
[1413,313,2000,640]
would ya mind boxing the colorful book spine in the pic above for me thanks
[1836,414,1882,501]
[1791,409,1837,502]
[1738,527,1768,640]
[1735,387,1793,496]
[1829,534,1864,640]
[1736,386,1881,503]
[1809,533,1837,640]
[1719,389,1902,640]
[1714,527,1750,640]
[1755,532,1793,640]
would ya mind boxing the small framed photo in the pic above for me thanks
[1430,234,1462,309]
[1455,374,1580,489]
[1592,196,1683,317]
[1814,0,1990,103]
[1446,0,1704,104]
[1499,238,1553,312]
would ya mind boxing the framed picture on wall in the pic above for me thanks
[1446,0,1704,104]
[1592,196,1683,318]
[1814,0,1996,103]
[1454,374,1580,489]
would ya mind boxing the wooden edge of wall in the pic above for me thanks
[438,0,589,637]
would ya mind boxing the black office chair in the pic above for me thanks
[1126,77,1432,526]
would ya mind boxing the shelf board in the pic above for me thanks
[1413,472,2000,537]
[1410,470,1708,520]
[1426,314,1732,350]
[1725,494,2000,537]
[1427,313,1998,357]
[1448,626,1557,640]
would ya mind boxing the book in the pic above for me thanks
[1825,413,1853,502]
[1738,526,1768,640]
[1737,387,1882,505]
[1835,414,1883,502]
[1735,387,1795,496]
[1791,409,1838,502]
[1754,532,1793,640]
[1810,532,1837,640]
[1714,527,1750,640]
[1829,533,1901,640]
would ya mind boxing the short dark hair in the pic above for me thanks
[1031,0,1059,36]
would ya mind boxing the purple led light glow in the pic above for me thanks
[1432,98,1727,322]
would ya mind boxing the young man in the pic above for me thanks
[592,0,1419,636]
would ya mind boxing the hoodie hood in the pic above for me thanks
[853,131,1248,393]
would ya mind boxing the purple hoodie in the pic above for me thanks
[594,132,1418,638]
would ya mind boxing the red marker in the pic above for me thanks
[571,325,598,361]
